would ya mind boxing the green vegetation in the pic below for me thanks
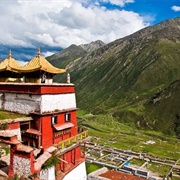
[0,110,25,120]
[146,162,171,177]
[0,146,10,155]
[46,18,180,178]
[129,158,145,166]
[86,162,103,174]
[79,111,180,177]
[53,18,180,136]
[78,112,180,160]
[0,122,8,130]
[42,155,60,170]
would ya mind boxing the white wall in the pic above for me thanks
[3,128,22,141]
[63,162,87,180]
[3,93,41,114]
[41,93,76,113]
[1,93,76,114]
[40,166,55,180]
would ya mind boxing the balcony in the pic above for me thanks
[54,127,88,155]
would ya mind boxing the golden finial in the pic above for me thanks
[38,47,40,57]
[9,50,12,58]
[67,73,70,83]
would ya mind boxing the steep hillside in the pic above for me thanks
[47,40,105,82]
[146,80,180,135]
[47,44,87,68]
[52,18,180,135]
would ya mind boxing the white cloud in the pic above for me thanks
[0,0,148,48]
[99,0,134,7]
[43,51,56,57]
[17,60,28,66]
[171,6,180,12]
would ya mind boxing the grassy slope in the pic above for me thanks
[72,38,180,135]
[75,40,180,109]
[0,110,25,120]
[47,44,87,82]
[52,18,180,135]
[79,111,180,178]
[78,111,180,160]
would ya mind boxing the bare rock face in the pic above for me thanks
[79,40,105,52]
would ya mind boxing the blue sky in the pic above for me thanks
[123,0,180,24]
[101,0,180,24]
[0,0,179,62]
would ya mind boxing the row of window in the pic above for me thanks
[51,113,71,125]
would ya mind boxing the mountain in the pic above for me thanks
[47,44,86,68]
[47,40,106,82]
[49,18,180,136]
[47,40,105,67]
[79,40,105,52]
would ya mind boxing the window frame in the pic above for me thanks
[65,112,71,122]
[51,115,58,125]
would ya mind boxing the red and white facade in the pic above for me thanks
[0,82,88,179]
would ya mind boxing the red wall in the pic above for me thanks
[7,122,20,130]
[52,111,78,144]
[39,109,78,149]
[65,151,72,164]
[54,134,63,144]
[75,146,82,159]
[0,83,75,94]
[70,111,78,136]
[41,116,53,149]
[64,147,81,164]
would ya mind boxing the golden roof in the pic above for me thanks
[0,50,22,72]
[13,48,66,74]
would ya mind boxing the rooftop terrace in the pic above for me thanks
[100,170,146,180]
[0,110,27,121]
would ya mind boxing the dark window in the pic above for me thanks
[65,113,71,122]
[52,116,58,124]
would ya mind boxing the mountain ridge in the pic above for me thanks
[49,17,180,136]
[79,40,105,52]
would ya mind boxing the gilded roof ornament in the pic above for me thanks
[38,47,40,57]
[9,50,12,58]
[0,50,21,72]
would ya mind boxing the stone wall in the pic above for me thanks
[1,93,76,114]
[2,93,41,114]
[13,156,31,178]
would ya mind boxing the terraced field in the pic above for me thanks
[78,111,180,179]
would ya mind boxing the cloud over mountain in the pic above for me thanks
[0,0,147,49]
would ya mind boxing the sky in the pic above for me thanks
[0,0,179,62]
